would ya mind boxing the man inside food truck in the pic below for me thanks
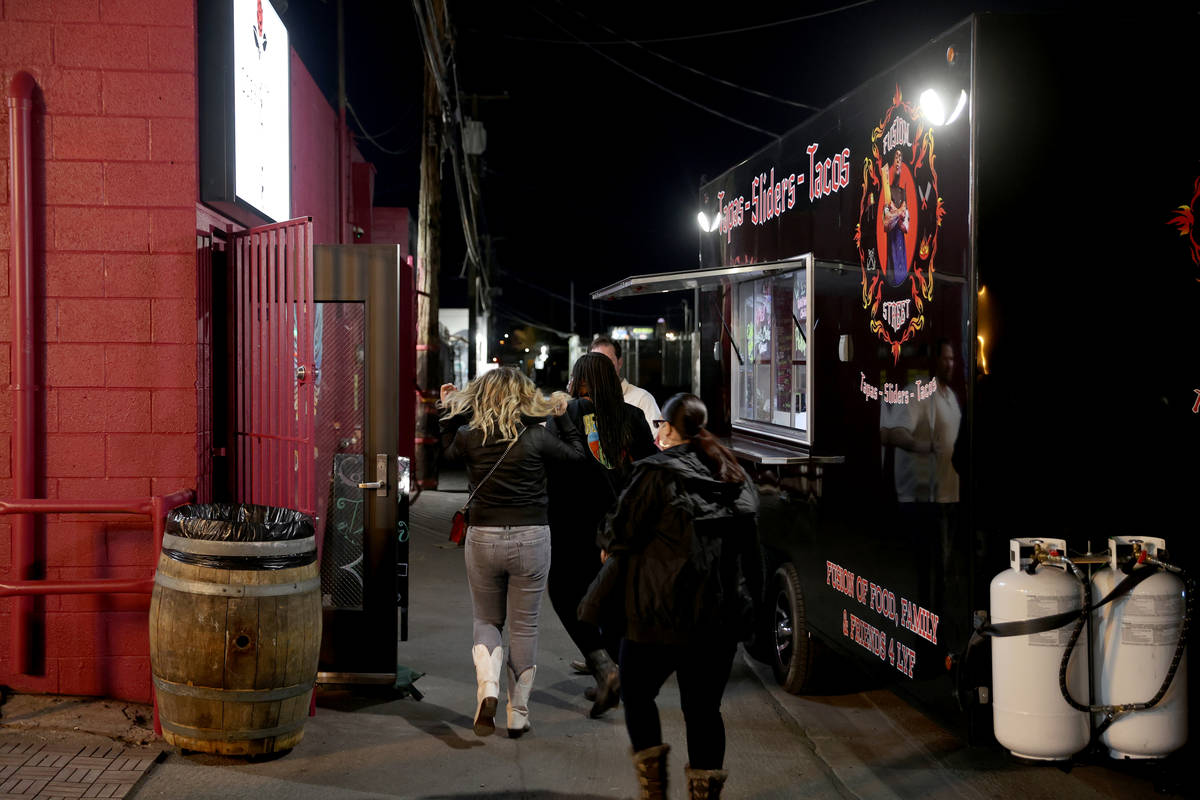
[879,339,963,621]
[879,339,960,504]
[589,336,663,431]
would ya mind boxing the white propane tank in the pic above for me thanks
[1092,536,1188,760]
[991,537,1090,760]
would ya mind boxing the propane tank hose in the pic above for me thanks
[1057,558,1193,736]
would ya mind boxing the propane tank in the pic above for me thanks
[1092,536,1188,759]
[991,537,1089,760]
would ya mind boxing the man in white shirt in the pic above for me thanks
[588,336,662,431]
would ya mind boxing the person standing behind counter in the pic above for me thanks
[588,336,662,432]
[439,368,587,738]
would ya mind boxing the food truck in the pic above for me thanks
[593,13,1198,750]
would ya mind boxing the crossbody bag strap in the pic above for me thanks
[460,425,527,512]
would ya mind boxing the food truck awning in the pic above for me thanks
[590,256,812,301]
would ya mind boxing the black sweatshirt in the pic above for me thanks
[441,411,587,527]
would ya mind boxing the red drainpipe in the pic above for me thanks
[8,72,37,674]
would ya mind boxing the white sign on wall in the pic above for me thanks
[233,0,290,222]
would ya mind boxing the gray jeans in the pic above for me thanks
[464,525,551,676]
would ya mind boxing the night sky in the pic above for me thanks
[279,0,1067,338]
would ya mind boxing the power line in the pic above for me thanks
[494,0,875,44]
[555,1,820,110]
[346,100,410,155]
[530,6,778,139]
[494,267,650,320]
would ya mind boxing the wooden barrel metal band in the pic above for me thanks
[153,573,321,597]
[159,717,306,742]
[152,675,314,703]
[162,533,315,556]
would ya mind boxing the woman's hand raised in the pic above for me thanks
[439,383,457,404]
[548,391,570,417]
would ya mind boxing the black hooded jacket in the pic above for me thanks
[578,444,762,645]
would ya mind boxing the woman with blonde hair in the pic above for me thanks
[440,368,586,738]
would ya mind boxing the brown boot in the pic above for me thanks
[632,744,669,800]
[685,765,728,799]
[585,649,620,717]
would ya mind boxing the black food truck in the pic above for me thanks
[593,13,1198,755]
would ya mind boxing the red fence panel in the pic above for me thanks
[232,218,315,514]
[196,230,214,504]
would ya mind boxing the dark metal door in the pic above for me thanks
[312,245,413,680]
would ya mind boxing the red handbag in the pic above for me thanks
[449,427,526,546]
[449,508,468,545]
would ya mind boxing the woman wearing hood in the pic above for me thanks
[579,393,762,800]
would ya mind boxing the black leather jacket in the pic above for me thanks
[578,444,762,645]
[441,412,587,527]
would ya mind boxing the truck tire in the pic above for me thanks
[770,563,813,693]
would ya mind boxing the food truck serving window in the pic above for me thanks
[731,264,812,445]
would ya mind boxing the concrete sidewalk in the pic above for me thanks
[4,484,846,799]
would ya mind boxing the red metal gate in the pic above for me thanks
[232,218,316,513]
[196,229,214,505]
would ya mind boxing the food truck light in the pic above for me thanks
[920,88,968,127]
[697,211,723,233]
[946,90,968,125]
[919,89,946,126]
[977,285,991,375]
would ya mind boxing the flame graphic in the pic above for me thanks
[919,236,931,260]
[1168,176,1200,271]
[936,197,946,227]
[1170,204,1193,236]
[892,85,903,106]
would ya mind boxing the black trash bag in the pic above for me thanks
[163,503,316,570]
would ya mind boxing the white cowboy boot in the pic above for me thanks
[472,644,503,736]
[506,664,536,738]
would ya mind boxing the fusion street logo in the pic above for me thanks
[855,86,946,363]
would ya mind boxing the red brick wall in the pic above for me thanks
[373,207,413,258]
[0,0,198,701]
[290,47,341,245]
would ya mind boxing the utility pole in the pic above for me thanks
[415,0,445,489]
[459,92,506,381]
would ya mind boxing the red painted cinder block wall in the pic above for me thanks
[290,47,340,245]
[373,207,413,259]
[0,0,198,701]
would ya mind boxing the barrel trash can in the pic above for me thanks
[149,503,321,756]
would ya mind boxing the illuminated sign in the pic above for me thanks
[199,0,291,225]
[234,0,289,221]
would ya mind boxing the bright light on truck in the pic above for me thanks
[946,90,968,125]
[919,89,946,125]
[697,211,723,232]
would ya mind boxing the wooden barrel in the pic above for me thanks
[149,505,321,756]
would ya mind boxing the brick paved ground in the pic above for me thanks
[0,739,161,800]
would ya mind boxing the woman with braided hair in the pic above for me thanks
[547,352,655,717]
